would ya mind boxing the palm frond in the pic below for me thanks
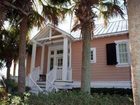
[99,0,124,25]
[42,4,67,25]
[48,0,71,7]
[28,10,45,29]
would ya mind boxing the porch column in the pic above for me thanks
[30,43,37,73]
[62,37,68,81]
[40,45,45,74]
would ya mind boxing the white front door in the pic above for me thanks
[48,46,63,80]
[56,56,63,80]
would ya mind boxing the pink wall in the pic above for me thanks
[26,45,48,75]
[71,34,131,81]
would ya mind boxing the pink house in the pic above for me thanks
[25,19,131,93]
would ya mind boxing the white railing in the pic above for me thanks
[29,66,43,92]
[56,70,62,80]
[67,68,72,81]
[46,68,58,92]
[31,66,40,82]
[29,75,43,92]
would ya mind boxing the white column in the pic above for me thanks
[62,37,68,81]
[41,45,45,74]
[30,43,37,73]
[69,42,72,81]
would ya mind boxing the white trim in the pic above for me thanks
[72,81,131,89]
[40,45,45,74]
[115,40,130,67]
[30,43,37,72]
[47,45,63,73]
[62,37,68,81]
[47,24,75,40]
[69,42,72,68]
[90,48,96,63]
[37,35,63,41]
[49,27,52,39]
[44,39,63,45]
[32,40,43,46]
[74,32,128,41]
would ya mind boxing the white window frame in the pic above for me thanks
[90,48,96,63]
[115,40,130,67]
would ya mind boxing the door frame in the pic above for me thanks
[47,45,63,73]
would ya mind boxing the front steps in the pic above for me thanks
[30,80,73,93]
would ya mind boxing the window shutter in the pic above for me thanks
[106,43,117,65]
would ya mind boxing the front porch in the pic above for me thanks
[27,24,74,93]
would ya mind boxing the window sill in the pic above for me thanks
[116,63,130,67]
[91,61,96,63]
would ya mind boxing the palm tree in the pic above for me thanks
[0,27,19,80]
[128,0,140,104]
[0,0,68,93]
[50,0,125,93]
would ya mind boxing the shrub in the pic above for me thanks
[28,91,133,105]
[73,88,132,96]
[0,87,7,99]
[4,79,18,93]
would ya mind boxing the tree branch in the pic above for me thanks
[2,1,29,16]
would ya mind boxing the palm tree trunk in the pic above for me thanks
[128,0,140,104]
[81,22,92,94]
[6,67,10,80]
[18,16,28,94]
[75,0,94,94]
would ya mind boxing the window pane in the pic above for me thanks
[51,51,54,55]
[57,50,63,54]
[118,43,128,64]
[91,50,93,60]
[119,43,127,52]
[50,58,54,70]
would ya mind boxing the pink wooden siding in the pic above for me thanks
[43,45,48,74]
[35,47,41,67]
[71,34,131,81]
[26,46,48,75]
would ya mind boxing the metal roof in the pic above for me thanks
[71,19,128,39]
[94,19,128,36]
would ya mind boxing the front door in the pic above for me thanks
[56,56,63,80]
[48,47,63,80]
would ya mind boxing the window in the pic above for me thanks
[57,50,63,54]
[115,40,130,67]
[90,48,96,63]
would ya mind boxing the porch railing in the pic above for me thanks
[56,69,62,80]
[46,67,58,92]
[67,68,72,81]
[29,66,43,92]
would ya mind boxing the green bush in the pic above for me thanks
[28,91,133,105]
[0,87,7,99]
[4,79,18,93]
[0,91,133,105]
[4,79,31,94]
[73,88,132,96]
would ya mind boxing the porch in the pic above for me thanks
[27,24,74,93]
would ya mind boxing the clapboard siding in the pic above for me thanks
[43,45,48,74]
[71,34,130,81]
[35,47,41,67]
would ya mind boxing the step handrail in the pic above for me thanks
[30,66,43,92]
[29,75,43,92]
[46,68,57,91]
